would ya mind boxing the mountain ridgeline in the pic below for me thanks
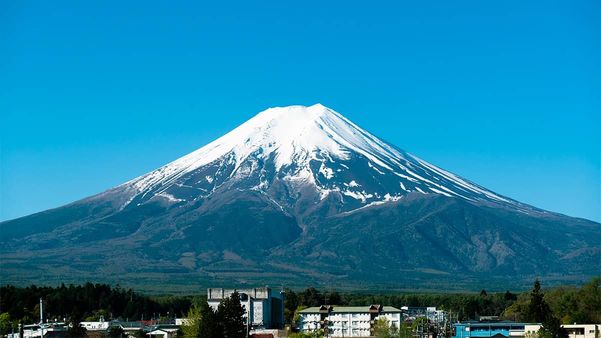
[1,104,599,292]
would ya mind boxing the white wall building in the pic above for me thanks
[298,305,403,337]
[80,318,111,331]
[563,324,601,338]
[207,287,285,329]
[524,324,600,338]
[6,323,68,338]
[147,328,179,338]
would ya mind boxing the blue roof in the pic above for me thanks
[454,322,538,327]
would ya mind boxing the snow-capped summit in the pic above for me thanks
[120,104,521,212]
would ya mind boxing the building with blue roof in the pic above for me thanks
[453,321,539,338]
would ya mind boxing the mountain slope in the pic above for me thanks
[1,104,599,292]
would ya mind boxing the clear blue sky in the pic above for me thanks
[1,0,599,222]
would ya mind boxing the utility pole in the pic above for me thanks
[39,298,43,324]
[39,298,45,338]
[246,311,250,338]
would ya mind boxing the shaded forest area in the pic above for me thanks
[0,283,193,324]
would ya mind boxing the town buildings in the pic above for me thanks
[298,304,403,337]
[401,306,447,324]
[207,287,285,330]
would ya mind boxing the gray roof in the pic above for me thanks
[454,322,539,327]
[300,306,402,314]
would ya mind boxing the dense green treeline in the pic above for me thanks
[0,283,192,327]
[0,277,598,336]
[503,277,601,324]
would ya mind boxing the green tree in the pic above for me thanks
[0,313,14,335]
[85,309,110,322]
[398,322,413,338]
[292,306,308,329]
[181,299,202,338]
[327,291,343,305]
[578,277,601,323]
[527,279,549,323]
[182,297,219,338]
[198,300,219,338]
[217,291,246,338]
[412,317,431,338]
[300,288,323,307]
[108,326,125,338]
[374,317,392,338]
[539,315,566,338]
[525,279,566,338]
[284,288,299,325]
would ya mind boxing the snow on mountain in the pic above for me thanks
[119,104,521,211]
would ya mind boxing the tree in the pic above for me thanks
[374,317,392,338]
[85,309,110,322]
[527,279,549,323]
[327,291,343,305]
[181,299,202,338]
[66,315,87,338]
[525,279,566,338]
[217,291,246,338]
[108,326,125,338]
[412,317,430,338]
[539,315,565,338]
[292,306,308,329]
[198,300,219,338]
[0,313,13,336]
[284,288,299,325]
[300,288,323,307]
[182,297,219,338]
[504,291,517,301]
[398,322,412,338]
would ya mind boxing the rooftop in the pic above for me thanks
[300,305,402,314]
[454,321,540,327]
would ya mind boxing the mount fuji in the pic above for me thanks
[1,104,599,292]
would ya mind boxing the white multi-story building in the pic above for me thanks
[524,324,600,338]
[207,287,285,330]
[298,305,403,337]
